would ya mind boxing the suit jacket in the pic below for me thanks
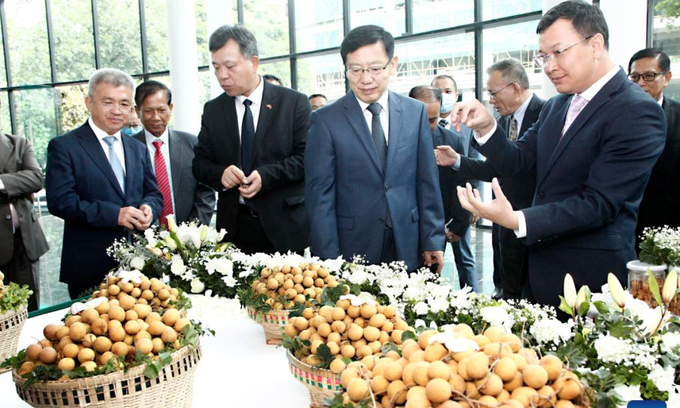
[133,129,215,225]
[433,125,469,237]
[459,94,546,211]
[472,68,666,307]
[0,134,49,264]
[305,91,446,270]
[635,96,680,242]
[193,81,310,252]
[46,122,163,287]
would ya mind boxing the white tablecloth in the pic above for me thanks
[1,298,311,407]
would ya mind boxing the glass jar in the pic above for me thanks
[627,260,666,308]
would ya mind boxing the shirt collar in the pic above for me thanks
[144,128,169,146]
[355,91,390,114]
[236,75,265,107]
[512,92,533,123]
[88,117,122,141]
[577,65,620,103]
[658,95,664,107]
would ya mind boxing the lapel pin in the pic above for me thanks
[266,104,272,110]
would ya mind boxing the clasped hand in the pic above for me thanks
[221,165,262,198]
[118,204,153,230]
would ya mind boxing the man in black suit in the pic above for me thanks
[193,25,310,254]
[133,81,215,226]
[409,86,471,275]
[629,48,680,250]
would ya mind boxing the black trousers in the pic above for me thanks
[499,227,528,300]
[232,204,277,255]
[491,223,503,289]
[1,229,40,311]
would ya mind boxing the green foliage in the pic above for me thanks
[315,344,335,368]
[1,349,27,371]
[0,282,32,313]
[280,333,311,361]
[648,270,663,307]
[320,284,352,306]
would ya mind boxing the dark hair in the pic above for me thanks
[408,86,442,104]
[209,24,258,58]
[536,0,609,49]
[430,75,458,93]
[487,58,530,90]
[340,25,394,65]
[263,74,283,86]
[628,48,671,73]
[135,80,172,107]
[309,94,327,101]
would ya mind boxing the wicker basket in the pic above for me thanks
[247,306,290,345]
[0,305,28,374]
[287,350,341,408]
[13,342,202,408]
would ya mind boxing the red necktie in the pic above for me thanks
[152,140,173,228]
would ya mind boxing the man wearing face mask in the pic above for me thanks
[431,75,479,292]
[121,109,143,137]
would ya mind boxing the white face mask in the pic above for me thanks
[440,92,456,113]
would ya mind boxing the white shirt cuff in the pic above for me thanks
[0,178,5,191]
[452,154,461,171]
[514,210,527,238]
[473,122,497,146]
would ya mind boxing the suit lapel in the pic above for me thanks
[519,95,540,136]
[0,134,11,172]
[385,91,402,176]
[254,81,275,160]
[168,130,182,201]
[343,92,383,174]
[76,123,125,199]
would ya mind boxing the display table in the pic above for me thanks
[0,298,310,407]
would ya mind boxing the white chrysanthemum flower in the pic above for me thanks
[348,269,370,285]
[480,306,513,331]
[340,293,377,306]
[190,277,205,293]
[613,384,641,408]
[413,301,429,316]
[429,296,450,314]
[529,318,574,345]
[170,255,186,276]
[594,334,630,364]
[648,364,676,393]
[660,331,680,354]
[222,275,237,287]
[130,256,145,271]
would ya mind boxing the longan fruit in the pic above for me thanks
[80,308,99,324]
[523,364,549,389]
[26,343,43,361]
[69,322,87,342]
[77,348,95,363]
[57,358,76,371]
[93,336,113,353]
[426,378,452,403]
[161,327,178,343]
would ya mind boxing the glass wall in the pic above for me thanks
[0,0,663,310]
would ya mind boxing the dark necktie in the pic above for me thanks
[152,140,173,228]
[439,119,449,128]
[241,99,255,176]
[367,103,387,172]
[509,115,518,141]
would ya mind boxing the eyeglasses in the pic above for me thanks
[487,83,516,98]
[628,72,667,83]
[346,59,392,78]
[534,35,593,68]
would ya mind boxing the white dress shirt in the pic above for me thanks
[511,92,533,136]
[88,117,126,173]
[356,91,390,144]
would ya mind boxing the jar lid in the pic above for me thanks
[627,260,667,272]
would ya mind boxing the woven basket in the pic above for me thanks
[0,305,28,374]
[247,306,290,345]
[287,350,341,408]
[13,342,202,408]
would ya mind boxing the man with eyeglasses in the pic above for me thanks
[305,25,445,273]
[193,25,311,255]
[436,1,665,309]
[628,48,680,252]
[46,68,163,299]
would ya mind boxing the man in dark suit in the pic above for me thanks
[305,25,445,272]
[452,58,546,300]
[193,25,310,254]
[0,133,49,311]
[628,48,680,250]
[133,81,215,227]
[431,74,480,291]
[437,1,666,308]
[46,68,163,299]
[409,85,472,282]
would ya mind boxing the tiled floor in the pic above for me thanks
[35,215,496,309]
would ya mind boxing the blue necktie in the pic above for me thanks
[367,103,387,172]
[103,136,125,192]
[241,99,255,176]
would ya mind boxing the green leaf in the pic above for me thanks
[1,349,26,370]
[558,295,574,316]
[593,300,610,315]
[556,342,587,369]
[647,269,663,307]
[401,330,416,343]
[315,344,335,368]
[380,342,399,355]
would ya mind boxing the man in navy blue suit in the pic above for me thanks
[46,68,163,299]
[437,1,666,307]
[305,25,445,272]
